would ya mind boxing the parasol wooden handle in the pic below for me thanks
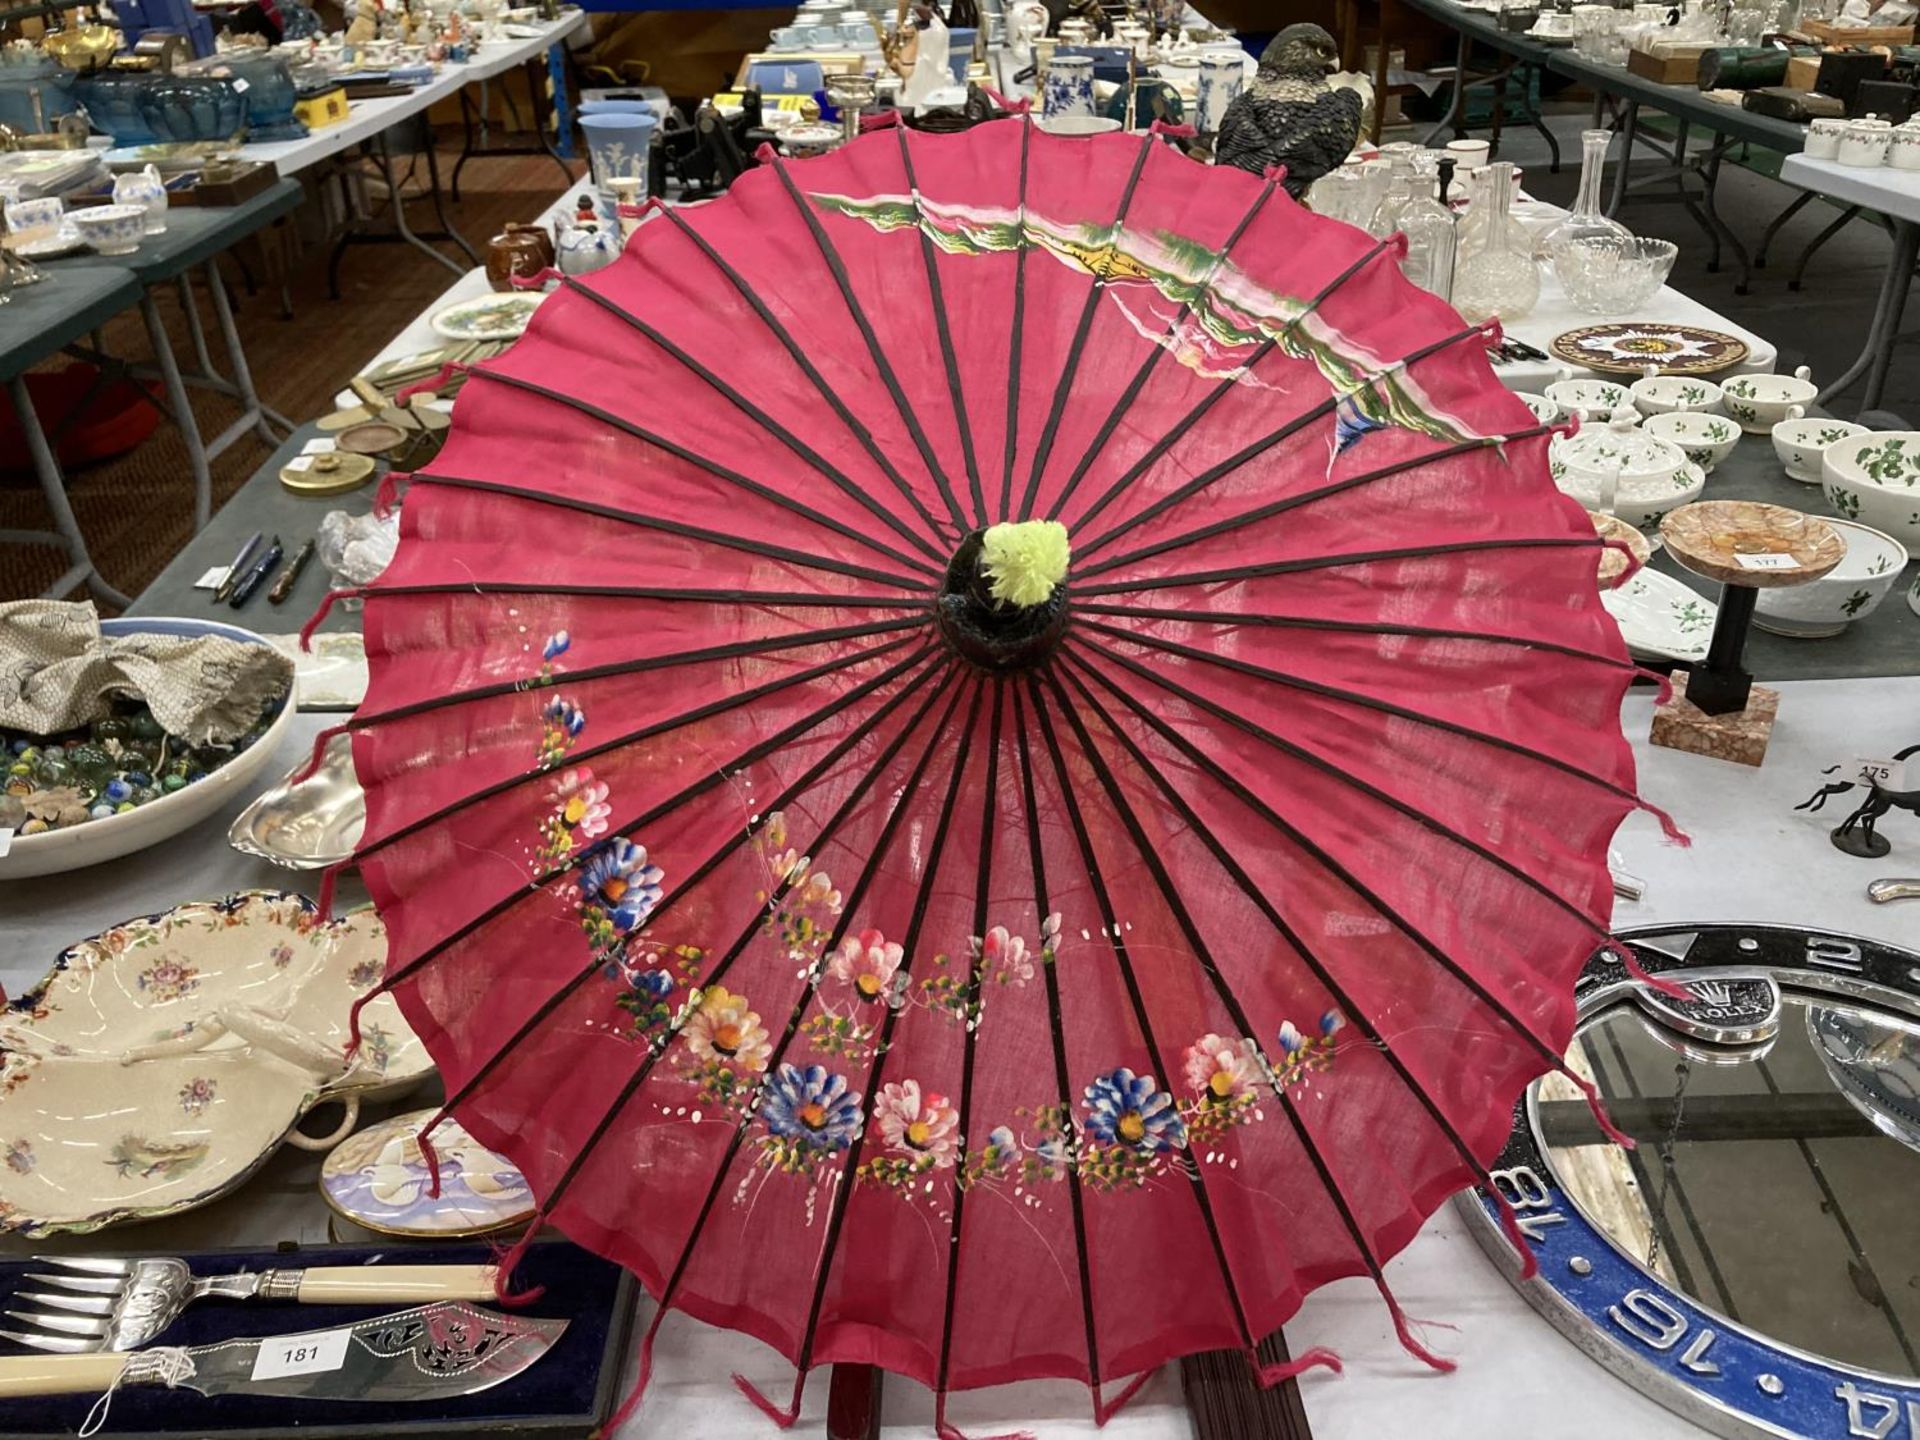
[294,1264,499,1304]
[0,1351,128,1398]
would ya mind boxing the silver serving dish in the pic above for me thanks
[228,731,363,870]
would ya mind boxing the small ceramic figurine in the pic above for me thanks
[554,211,618,275]
[112,163,167,234]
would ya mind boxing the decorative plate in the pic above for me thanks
[430,291,545,341]
[1550,323,1751,377]
[15,225,85,260]
[0,893,430,1237]
[1600,567,1716,663]
[321,1107,534,1238]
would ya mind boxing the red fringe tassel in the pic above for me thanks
[1609,940,1693,1002]
[935,1392,1037,1440]
[290,725,348,785]
[315,864,340,923]
[589,1310,661,1439]
[1598,538,1645,589]
[395,362,468,406]
[509,266,565,290]
[1255,1347,1344,1385]
[1092,1368,1159,1426]
[731,1372,803,1428]
[1488,1189,1542,1279]
[298,588,357,652]
[372,471,413,518]
[1559,1063,1639,1148]
[1379,1286,1458,1373]
[486,1220,548,1308]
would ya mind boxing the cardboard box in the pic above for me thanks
[1628,45,1707,84]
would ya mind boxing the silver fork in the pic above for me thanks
[3,1255,499,1352]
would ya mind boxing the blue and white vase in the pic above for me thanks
[1042,54,1095,121]
[1195,53,1244,136]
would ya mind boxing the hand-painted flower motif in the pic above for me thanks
[348,958,384,990]
[538,695,587,767]
[975,925,1035,987]
[1183,1034,1261,1143]
[4,1139,32,1175]
[829,929,903,1002]
[759,1064,863,1174]
[685,986,772,1072]
[543,631,571,663]
[136,957,199,1002]
[551,768,612,840]
[1083,1068,1187,1154]
[874,1080,961,1167]
[1273,1010,1345,1087]
[268,942,295,969]
[1184,1033,1258,1104]
[579,839,665,935]
[610,943,704,1041]
[178,1077,217,1116]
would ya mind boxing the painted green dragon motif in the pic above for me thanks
[808,190,1487,449]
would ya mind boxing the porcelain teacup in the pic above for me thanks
[1721,366,1816,434]
[1643,411,1740,472]
[1630,370,1723,417]
[1771,416,1868,483]
[1545,377,1631,422]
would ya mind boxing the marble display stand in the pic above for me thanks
[1650,500,1844,766]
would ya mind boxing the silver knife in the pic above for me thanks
[0,1301,566,1403]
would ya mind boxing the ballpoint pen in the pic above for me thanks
[228,536,284,609]
[268,538,315,604]
[213,531,263,603]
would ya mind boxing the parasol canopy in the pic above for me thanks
[309,122,1678,1433]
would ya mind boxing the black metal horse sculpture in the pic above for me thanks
[1797,744,1920,858]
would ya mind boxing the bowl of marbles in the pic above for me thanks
[1643,410,1740,472]
[0,617,295,881]
[1754,519,1909,638]
[1823,431,1920,545]
[1630,371,1724,418]
[1772,417,1868,484]
[1544,376,1631,423]
[1721,365,1817,434]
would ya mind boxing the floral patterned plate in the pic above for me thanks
[0,893,430,1237]
[1550,323,1751,377]
[429,291,546,341]
[321,1108,533,1238]
[1600,568,1717,664]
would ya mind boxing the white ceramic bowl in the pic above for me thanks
[1823,431,1920,544]
[1721,367,1817,434]
[1755,519,1910,637]
[1643,411,1740,472]
[1631,372,1724,417]
[1512,390,1560,423]
[1551,439,1705,529]
[1772,417,1868,484]
[0,617,296,880]
[1545,377,1631,423]
[69,203,147,255]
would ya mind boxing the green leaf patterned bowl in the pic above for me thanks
[1754,519,1910,638]
[1822,431,1920,544]
[1772,417,1867,484]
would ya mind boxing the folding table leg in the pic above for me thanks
[1789,204,1862,291]
[1861,218,1919,412]
[452,86,477,203]
[5,375,130,606]
[371,131,467,279]
[137,292,213,532]
[1754,191,1814,269]
[422,140,481,266]
[1607,101,1638,218]
[203,258,294,442]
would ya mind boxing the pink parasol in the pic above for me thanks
[308,123,1678,1435]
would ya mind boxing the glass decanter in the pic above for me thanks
[1455,162,1533,262]
[1368,174,1416,241]
[1396,155,1458,301]
[1537,129,1630,262]
[1451,163,1539,323]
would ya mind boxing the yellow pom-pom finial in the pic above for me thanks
[979,521,1070,609]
